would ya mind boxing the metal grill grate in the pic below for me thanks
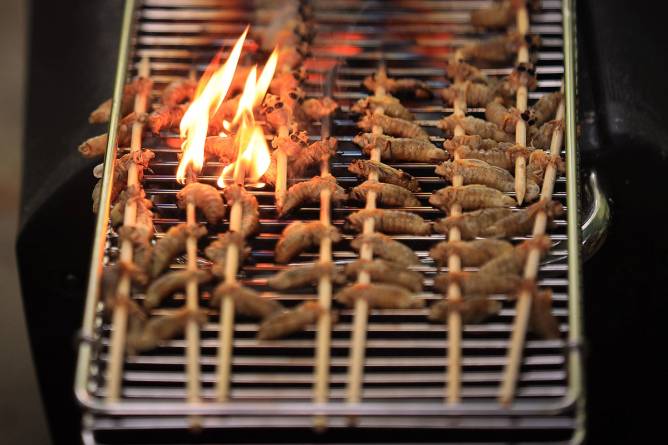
[77,0,583,443]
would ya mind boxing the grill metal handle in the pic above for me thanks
[581,170,610,260]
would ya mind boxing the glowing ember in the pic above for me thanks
[176,27,249,184]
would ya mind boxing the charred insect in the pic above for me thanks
[257,301,327,340]
[350,233,420,267]
[144,269,212,310]
[429,184,516,213]
[223,185,260,238]
[433,208,513,240]
[275,221,341,263]
[204,232,250,278]
[211,282,283,319]
[148,103,188,134]
[351,94,415,121]
[267,262,346,290]
[264,137,337,185]
[335,283,424,309]
[353,133,448,163]
[345,209,432,235]
[203,136,236,163]
[439,115,514,142]
[126,307,207,355]
[428,297,502,324]
[176,182,226,225]
[161,78,197,107]
[348,159,421,192]
[358,112,430,140]
[482,199,564,238]
[279,175,347,217]
[344,259,423,292]
[429,239,514,267]
[150,223,207,278]
[349,180,421,208]
[89,77,153,124]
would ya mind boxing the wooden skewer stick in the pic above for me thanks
[499,97,565,405]
[184,200,202,405]
[215,170,246,402]
[313,86,335,430]
[445,49,467,404]
[346,86,386,418]
[275,125,290,212]
[514,5,530,205]
[106,57,151,402]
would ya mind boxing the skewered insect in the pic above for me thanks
[344,259,423,292]
[117,226,153,275]
[335,283,424,309]
[79,112,144,158]
[428,297,502,324]
[278,175,347,217]
[482,199,564,238]
[348,159,421,192]
[109,184,153,228]
[435,159,540,202]
[446,143,530,171]
[354,133,448,163]
[529,119,562,150]
[350,180,421,208]
[445,57,489,84]
[204,232,250,278]
[358,112,430,140]
[459,32,540,66]
[150,223,207,278]
[433,208,513,240]
[202,136,236,163]
[439,115,514,142]
[223,185,260,238]
[477,236,552,277]
[443,134,501,152]
[126,307,207,354]
[529,288,561,339]
[160,78,197,107]
[434,270,522,295]
[89,77,153,124]
[362,66,433,99]
[528,91,562,126]
[527,149,566,185]
[275,221,341,263]
[211,283,283,319]
[263,136,337,185]
[345,209,432,235]
[470,1,516,29]
[267,262,346,290]
[176,182,226,225]
[440,81,495,107]
[351,94,414,121]
[350,233,420,267]
[298,97,338,121]
[485,99,522,134]
[429,184,516,212]
[257,301,326,340]
[429,239,514,267]
[148,103,188,134]
[144,270,212,310]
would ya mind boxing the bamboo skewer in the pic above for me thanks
[106,57,151,403]
[275,125,290,211]
[346,85,386,417]
[499,97,566,405]
[184,200,202,405]
[445,50,467,404]
[514,5,530,205]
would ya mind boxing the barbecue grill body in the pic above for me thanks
[20,0,663,443]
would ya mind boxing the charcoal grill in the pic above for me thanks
[75,0,588,443]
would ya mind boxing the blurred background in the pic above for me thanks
[0,0,51,444]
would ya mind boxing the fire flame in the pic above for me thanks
[176,27,248,184]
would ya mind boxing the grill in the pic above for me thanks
[75,0,584,443]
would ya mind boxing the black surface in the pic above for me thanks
[16,0,668,444]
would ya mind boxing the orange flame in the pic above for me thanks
[176,27,249,184]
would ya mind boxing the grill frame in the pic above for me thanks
[75,0,584,440]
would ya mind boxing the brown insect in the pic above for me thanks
[161,78,197,107]
[428,297,502,324]
[529,91,562,126]
[148,103,188,134]
[89,77,153,124]
[344,259,424,292]
[446,143,528,171]
[443,134,501,152]
[144,269,212,310]
[335,282,424,309]
[429,239,514,268]
[440,115,514,142]
[204,232,250,278]
[79,112,145,158]
[298,97,339,121]
[348,159,420,192]
[529,119,562,150]
[434,271,522,295]
[529,288,561,339]
[279,175,348,217]
[445,57,490,84]
[176,182,226,225]
[351,94,415,121]
[459,32,541,66]
[441,81,495,107]
[354,133,449,163]
[117,226,153,275]
[350,233,420,267]
[211,282,283,319]
[358,112,430,140]
[433,208,514,240]
[482,199,564,238]
[477,235,552,277]
[429,184,516,213]
[527,149,566,186]
[275,221,342,263]
[362,66,433,99]
[345,209,432,236]
[350,180,421,208]
[485,99,522,134]
[92,149,155,213]
[126,307,207,355]
[257,301,326,340]
[223,185,260,238]
[267,262,346,290]
[470,1,516,29]
[150,223,208,278]
[263,136,337,185]
[109,184,153,228]
[202,135,236,163]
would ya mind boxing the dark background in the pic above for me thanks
[6,0,668,444]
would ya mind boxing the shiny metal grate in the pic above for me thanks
[77,0,583,443]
